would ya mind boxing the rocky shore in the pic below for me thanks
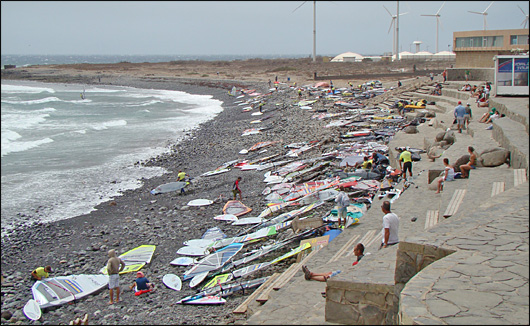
[1,66,432,325]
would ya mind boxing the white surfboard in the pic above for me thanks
[182,295,226,305]
[251,112,263,116]
[213,214,238,221]
[162,274,182,291]
[23,299,41,321]
[176,246,209,257]
[170,256,198,266]
[183,239,215,247]
[190,271,209,288]
[231,217,265,225]
[250,120,262,124]
[239,149,249,155]
[188,199,214,207]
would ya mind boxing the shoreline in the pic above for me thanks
[0,65,433,324]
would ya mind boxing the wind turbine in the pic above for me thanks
[383,5,408,59]
[468,1,494,31]
[293,1,317,62]
[518,5,529,28]
[421,1,445,54]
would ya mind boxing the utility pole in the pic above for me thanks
[313,0,316,62]
[396,1,400,61]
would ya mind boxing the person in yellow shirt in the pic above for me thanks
[31,266,52,281]
[361,156,373,170]
[399,147,413,180]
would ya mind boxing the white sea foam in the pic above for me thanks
[91,119,128,130]
[0,84,56,94]
[1,96,62,105]
[2,112,50,130]
[1,137,54,157]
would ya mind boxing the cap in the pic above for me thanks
[136,271,144,278]
[458,101,462,104]
[466,103,470,106]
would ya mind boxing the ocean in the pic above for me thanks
[1,79,224,236]
[1,54,311,68]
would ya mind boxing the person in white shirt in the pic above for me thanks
[380,201,399,248]
[335,187,350,228]
[436,158,455,194]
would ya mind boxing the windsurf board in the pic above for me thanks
[201,168,230,177]
[231,217,265,225]
[162,274,182,291]
[176,246,209,257]
[190,271,209,288]
[23,299,41,321]
[201,274,233,290]
[32,274,109,309]
[251,111,263,116]
[170,256,198,266]
[239,149,249,155]
[181,295,226,305]
[188,199,214,207]
[213,214,238,221]
[183,239,215,247]
[150,181,187,195]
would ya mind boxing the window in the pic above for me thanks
[511,35,529,45]
[484,36,503,47]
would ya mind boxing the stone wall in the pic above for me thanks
[446,68,494,83]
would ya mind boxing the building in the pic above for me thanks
[453,28,529,68]
[330,52,364,62]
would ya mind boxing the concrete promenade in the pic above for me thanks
[239,79,529,325]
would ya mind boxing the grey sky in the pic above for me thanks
[2,1,528,56]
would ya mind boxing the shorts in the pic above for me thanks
[337,207,347,219]
[470,165,476,169]
[403,161,412,174]
[232,189,241,196]
[457,117,465,125]
[108,274,120,289]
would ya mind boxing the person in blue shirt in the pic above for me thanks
[453,101,466,133]
[130,271,154,296]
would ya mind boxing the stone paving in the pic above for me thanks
[240,78,529,325]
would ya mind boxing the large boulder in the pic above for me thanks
[477,147,510,167]
[404,126,419,134]
[453,154,470,172]
[443,130,456,144]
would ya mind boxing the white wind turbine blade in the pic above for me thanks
[468,11,483,15]
[292,1,307,13]
[399,12,409,16]
[517,5,529,28]
[388,18,395,34]
[436,1,446,15]
[383,4,393,17]
[483,1,494,13]
[421,14,437,17]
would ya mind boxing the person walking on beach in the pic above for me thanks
[31,265,52,281]
[454,101,466,133]
[398,147,413,181]
[380,201,399,249]
[232,176,242,200]
[465,69,470,81]
[464,103,472,129]
[430,72,434,81]
[442,69,447,82]
[335,187,350,229]
[177,170,188,193]
[107,249,125,305]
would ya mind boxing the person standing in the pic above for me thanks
[465,69,470,82]
[397,80,402,87]
[31,265,52,281]
[232,176,242,200]
[454,101,466,133]
[335,187,350,229]
[442,69,447,82]
[464,103,472,128]
[399,147,413,180]
[107,249,125,305]
[430,72,434,81]
[380,201,399,249]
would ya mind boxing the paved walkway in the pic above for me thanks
[239,79,529,325]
